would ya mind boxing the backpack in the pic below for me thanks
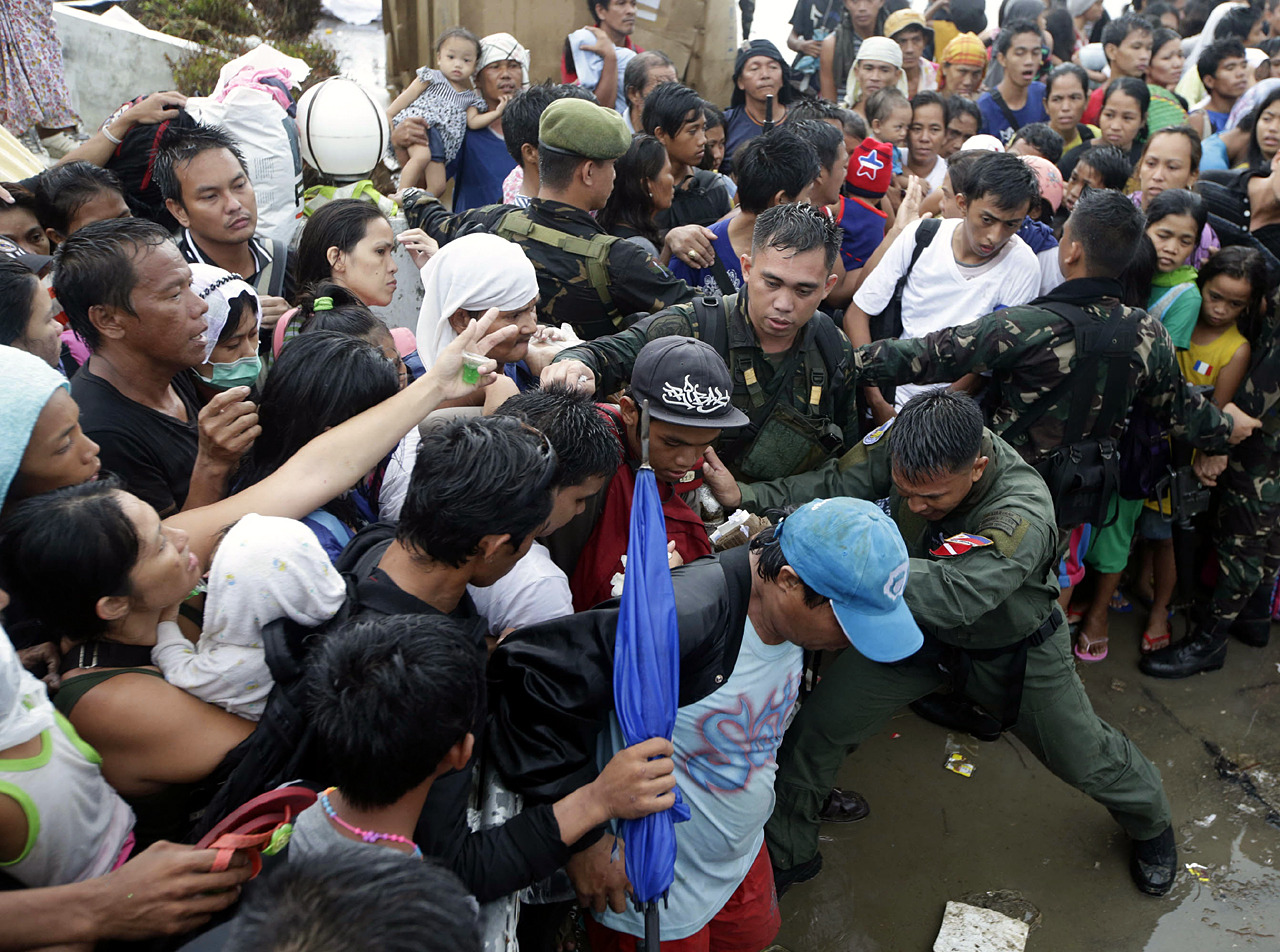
[999,301,1139,528]
[495,209,625,329]
[188,523,397,841]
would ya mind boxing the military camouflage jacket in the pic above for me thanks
[552,290,860,477]
[739,427,1062,650]
[402,193,694,340]
[1226,313,1280,502]
[852,278,1236,464]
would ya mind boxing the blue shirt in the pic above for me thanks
[977,83,1048,146]
[453,128,516,213]
[1200,134,1230,172]
[668,219,743,295]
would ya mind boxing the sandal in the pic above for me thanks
[1066,605,1087,626]
[1109,589,1135,613]
[1141,620,1172,654]
[1074,629,1109,663]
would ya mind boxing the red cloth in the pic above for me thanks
[569,410,711,611]
[585,843,780,952]
[1081,85,1105,127]
[560,35,642,83]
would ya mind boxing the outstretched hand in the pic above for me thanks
[701,447,742,509]
[421,308,520,402]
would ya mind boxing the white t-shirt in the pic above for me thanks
[594,619,803,941]
[467,541,573,636]
[915,154,948,193]
[854,217,1040,406]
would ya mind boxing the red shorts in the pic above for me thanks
[585,842,780,952]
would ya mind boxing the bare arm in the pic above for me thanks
[819,33,838,102]
[1211,341,1252,407]
[57,92,188,167]
[387,78,430,120]
[467,96,509,130]
[166,313,518,566]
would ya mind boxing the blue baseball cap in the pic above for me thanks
[777,498,923,662]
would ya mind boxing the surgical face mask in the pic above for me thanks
[197,354,261,390]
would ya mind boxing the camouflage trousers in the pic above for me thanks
[1205,488,1280,631]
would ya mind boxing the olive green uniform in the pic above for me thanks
[736,426,1173,870]
[552,290,858,481]
[402,193,694,341]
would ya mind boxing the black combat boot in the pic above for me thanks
[910,692,1003,742]
[1230,584,1275,648]
[818,787,870,823]
[1139,626,1228,679]
[1130,826,1177,896]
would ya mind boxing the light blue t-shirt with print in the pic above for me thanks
[593,619,802,941]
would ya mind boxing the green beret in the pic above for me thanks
[538,99,631,161]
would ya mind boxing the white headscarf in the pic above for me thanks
[478,33,530,88]
[0,621,55,752]
[414,234,539,368]
[188,262,262,363]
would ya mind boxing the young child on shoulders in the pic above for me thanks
[388,27,504,195]
[867,88,913,197]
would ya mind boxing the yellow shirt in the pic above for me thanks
[1178,324,1248,388]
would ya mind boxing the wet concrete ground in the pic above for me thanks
[773,614,1280,951]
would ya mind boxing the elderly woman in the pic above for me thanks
[389,33,528,211]
[415,232,563,409]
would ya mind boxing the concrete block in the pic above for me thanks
[934,901,1030,952]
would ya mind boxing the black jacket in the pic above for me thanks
[336,525,570,903]
[488,546,754,805]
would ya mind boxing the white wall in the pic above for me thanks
[52,5,197,130]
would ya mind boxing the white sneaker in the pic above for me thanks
[38,130,85,160]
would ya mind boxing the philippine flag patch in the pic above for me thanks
[1192,360,1213,376]
[930,533,994,557]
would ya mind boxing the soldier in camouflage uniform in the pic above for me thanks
[544,203,857,482]
[850,190,1257,469]
[1142,310,1280,678]
[701,391,1181,899]
[400,98,694,341]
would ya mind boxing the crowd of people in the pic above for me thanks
[2,0,1280,950]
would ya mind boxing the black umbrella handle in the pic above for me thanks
[644,901,661,952]
[763,94,775,133]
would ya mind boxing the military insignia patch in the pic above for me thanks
[863,419,895,445]
[930,533,993,557]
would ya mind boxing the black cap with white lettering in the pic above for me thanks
[631,336,750,429]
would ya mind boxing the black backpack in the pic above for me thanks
[999,302,1139,529]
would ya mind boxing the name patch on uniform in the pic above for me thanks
[863,419,894,445]
[930,533,993,557]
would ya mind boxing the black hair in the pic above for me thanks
[397,416,556,567]
[297,283,384,340]
[748,522,827,609]
[538,148,588,192]
[435,25,481,58]
[1045,62,1089,102]
[751,202,841,271]
[949,0,988,35]
[1150,26,1182,63]
[789,119,844,175]
[1180,0,1215,38]
[623,50,676,106]
[597,134,668,246]
[235,331,399,492]
[224,853,480,952]
[735,129,820,214]
[641,82,704,139]
[304,614,483,810]
[153,124,249,207]
[1119,232,1157,306]
[51,216,174,350]
[32,162,126,240]
[216,291,257,350]
[0,478,135,645]
[1217,4,1262,43]
[943,149,989,195]
[1246,86,1280,169]
[1012,121,1064,164]
[1141,125,1203,175]
[1198,38,1247,84]
[890,390,985,483]
[1144,2,1177,26]
[1044,5,1077,62]
[911,89,950,129]
[0,259,41,347]
[1145,187,1207,235]
[1076,143,1133,190]
[866,87,910,126]
[1101,12,1154,53]
[841,108,868,140]
[788,98,847,124]
[1197,245,1269,344]
[946,94,982,132]
[701,100,726,131]
[1101,76,1150,126]
[995,18,1043,57]
[295,199,388,292]
[0,181,47,251]
[961,150,1040,213]
[502,83,597,165]
[492,385,621,488]
[1066,187,1146,279]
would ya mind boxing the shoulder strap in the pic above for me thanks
[496,210,623,325]
[690,293,732,356]
[907,217,941,274]
[989,89,1022,136]
[266,239,288,298]
[1147,282,1194,323]
[707,253,738,296]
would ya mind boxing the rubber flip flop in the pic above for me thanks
[1073,638,1109,663]
[1141,621,1172,654]
[1109,589,1135,613]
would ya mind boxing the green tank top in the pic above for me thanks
[52,667,165,717]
